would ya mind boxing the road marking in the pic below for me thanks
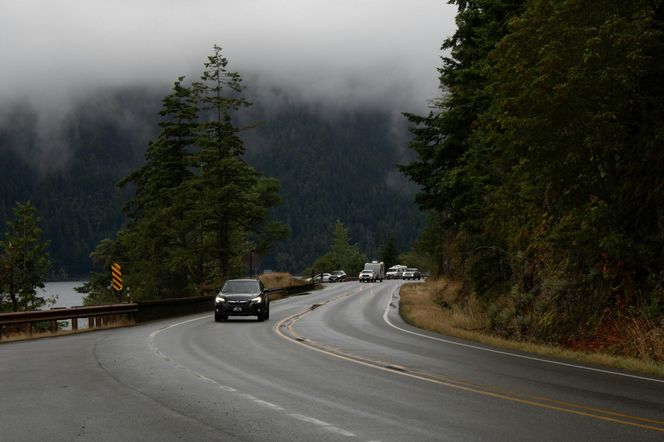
[149,311,358,438]
[252,399,284,410]
[197,374,216,383]
[382,286,664,384]
[289,414,356,437]
[275,285,664,433]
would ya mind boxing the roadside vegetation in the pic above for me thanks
[400,279,664,377]
[399,1,664,367]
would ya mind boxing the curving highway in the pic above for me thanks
[1,281,663,441]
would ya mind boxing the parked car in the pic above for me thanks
[359,269,376,283]
[214,278,270,322]
[402,268,421,280]
[329,270,347,282]
[311,272,331,282]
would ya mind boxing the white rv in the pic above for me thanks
[362,261,384,282]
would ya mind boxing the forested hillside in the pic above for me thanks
[0,88,160,276]
[242,102,422,272]
[401,0,663,358]
[0,86,422,277]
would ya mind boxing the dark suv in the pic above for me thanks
[215,279,270,322]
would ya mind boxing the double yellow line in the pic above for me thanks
[275,286,664,433]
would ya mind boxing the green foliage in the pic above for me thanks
[398,250,430,274]
[0,202,53,312]
[477,0,664,316]
[307,220,367,275]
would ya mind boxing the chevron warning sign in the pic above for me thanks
[111,263,123,291]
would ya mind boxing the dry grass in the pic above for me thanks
[259,272,306,289]
[626,316,664,362]
[568,315,664,363]
[259,272,310,301]
[400,278,664,378]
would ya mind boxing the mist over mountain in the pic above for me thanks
[0,84,423,277]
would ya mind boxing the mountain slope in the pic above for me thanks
[0,88,423,276]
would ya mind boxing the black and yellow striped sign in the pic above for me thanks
[111,263,123,291]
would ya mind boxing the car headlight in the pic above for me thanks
[251,296,262,304]
[215,295,226,303]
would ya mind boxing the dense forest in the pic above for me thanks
[0,81,423,279]
[402,0,664,355]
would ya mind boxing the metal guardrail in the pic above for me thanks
[270,282,316,296]
[0,282,318,341]
[0,303,138,340]
[136,295,214,322]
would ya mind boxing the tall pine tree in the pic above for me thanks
[399,0,526,276]
[0,202,52,312]
[118,76,200,299]
[84,46,288,301]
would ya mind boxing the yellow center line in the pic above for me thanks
[274,285,664,433]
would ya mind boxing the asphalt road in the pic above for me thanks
[1,281,663,441]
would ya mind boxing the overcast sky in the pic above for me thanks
[1,0,457,112]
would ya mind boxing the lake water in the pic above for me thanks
[44,281,87,308]
[42,281,88,329]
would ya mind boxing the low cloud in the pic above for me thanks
[2,1,454,107]
[0,1,456,166]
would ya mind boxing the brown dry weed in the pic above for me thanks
[399,278,664,378]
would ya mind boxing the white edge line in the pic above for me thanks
[382,287,664,384]
[149,314,210,340]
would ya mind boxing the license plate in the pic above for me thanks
[233,307,243,312]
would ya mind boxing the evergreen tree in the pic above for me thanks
[87,45,288,300]
[189,45,286,285]
[380,233,400,269]
[118,77,199,299]
[399,0,526,275]
[0,202,52,312]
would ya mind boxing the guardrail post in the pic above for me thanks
[50,320,57,334]
[71,318,78,331]
[27,323,33,336]
[95,316,102,327]
[89,316,95,329]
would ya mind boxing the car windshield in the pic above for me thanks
[221,280,259,294]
